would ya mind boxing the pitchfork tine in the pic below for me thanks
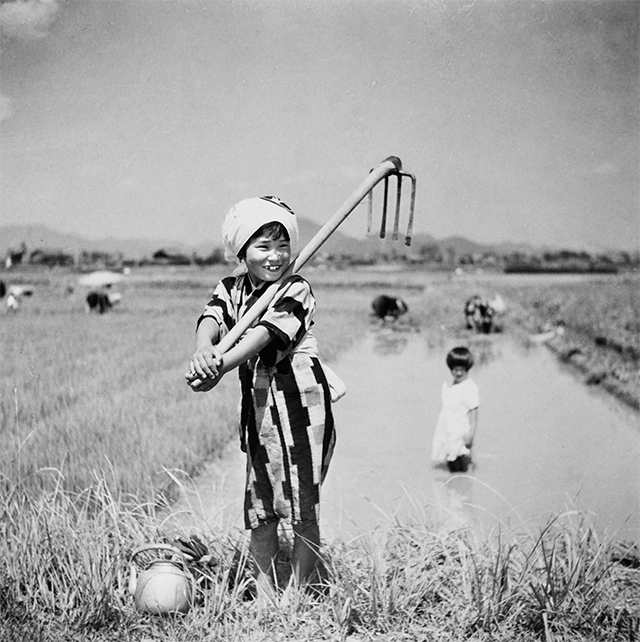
[392,174,402,241]
[404,172,417,246]
[380,176,389,238]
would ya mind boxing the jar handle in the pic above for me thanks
[131,543,190,571]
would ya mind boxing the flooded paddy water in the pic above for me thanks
[168,326,639,545]
[322,329,639,543]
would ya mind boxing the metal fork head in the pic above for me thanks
[367,170,417,246]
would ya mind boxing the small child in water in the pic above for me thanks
[431,346,479,473]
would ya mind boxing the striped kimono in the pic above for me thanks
[197,273,336,530]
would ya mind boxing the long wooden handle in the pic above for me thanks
[188,157,404,388]
[214,156,403,354]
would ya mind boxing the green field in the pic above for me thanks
[1,266,638,641]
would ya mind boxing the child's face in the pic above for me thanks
[450,366,468,384]
[243,234,291,285]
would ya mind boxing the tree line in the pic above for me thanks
[4,241,638,273]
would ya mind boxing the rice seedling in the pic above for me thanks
[518,514,634,639]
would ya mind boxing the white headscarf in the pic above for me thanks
[221,196,300,265]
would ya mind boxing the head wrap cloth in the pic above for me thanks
[221,196,299,264]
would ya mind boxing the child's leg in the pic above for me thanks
[250,521,280,597]
[291,521,321,586]
[447,455,471,473]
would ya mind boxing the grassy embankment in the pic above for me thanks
[487,272,639,410]
[407,269,640,410]
[1,266,638,641]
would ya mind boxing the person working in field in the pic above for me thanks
[185,196,336,598]
[431,346,479,473]
[371,294,409,322]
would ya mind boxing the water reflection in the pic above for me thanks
[368,321,505,361]
[431,470,476,533]
[371,327,410,355]
[465,336,503,368]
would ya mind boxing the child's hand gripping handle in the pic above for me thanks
[186,156,405,390]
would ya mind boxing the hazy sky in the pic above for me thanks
[1,0,638,251]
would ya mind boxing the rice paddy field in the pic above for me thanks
[1,265,638,641]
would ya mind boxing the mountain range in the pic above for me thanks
[0,221,536,261]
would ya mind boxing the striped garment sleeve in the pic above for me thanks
[258,276,315,355]
[196,275,237,338]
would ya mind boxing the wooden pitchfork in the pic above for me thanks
[189,155,416,387]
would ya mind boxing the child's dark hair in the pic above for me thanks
[446,346,474,370]
[238,222,290,259]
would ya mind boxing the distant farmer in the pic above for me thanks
[464,295,483,330]
[371,294,409,321]
[185,196,337,599]
[5,285,33,312]
[431,346,479,473]
[6,291,19,312]
[477,299,494,333]
[489,294,506,315]
[464,295,494,333]
[86,291,112,314]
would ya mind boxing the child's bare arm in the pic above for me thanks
[465,407,479,447]
[219,326,272,373]
[188,317,223,381]
[187,326,273,392]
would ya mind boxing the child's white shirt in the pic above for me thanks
[431,377,479,462]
